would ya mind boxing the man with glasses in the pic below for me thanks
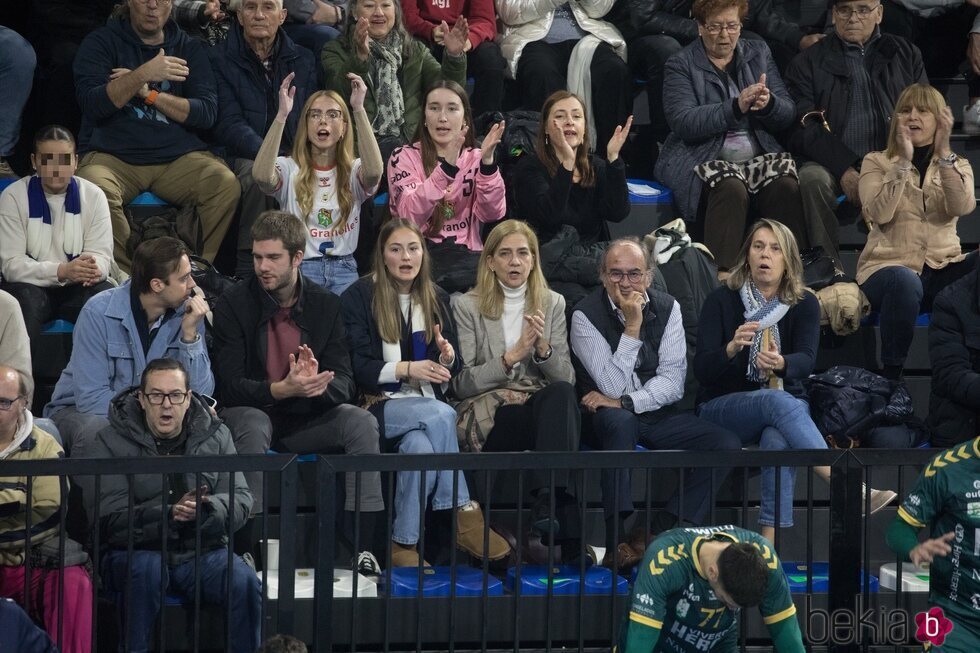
[569,238,741,574]
[87,357,260,653]
[785,0,925,263]
[208,0,317,277]
[72,0,239,271]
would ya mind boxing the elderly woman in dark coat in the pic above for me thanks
[655,0,807,274]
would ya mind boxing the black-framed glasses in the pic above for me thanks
[142,391,189,406]
[833,3,880,19]
[607,270,646,283]
[0,396,24,411]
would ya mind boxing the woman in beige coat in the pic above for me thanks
[451,220,587,561]
[857,84,977,379]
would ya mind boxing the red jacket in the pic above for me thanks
[400,0,497,46]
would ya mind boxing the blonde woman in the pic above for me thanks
[254,71,383,295]
[340,219,509,566]
[452,220,584,557]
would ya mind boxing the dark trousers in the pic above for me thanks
[693,175,807,270]
[428,40,507,118]
[2,280,112,358]
[515,40,631,158]
[880,0,980,97]
[584,408,741,524]
[483,381,581,492]
[629,35,684,139]
[860,251,978,367]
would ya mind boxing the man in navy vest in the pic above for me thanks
[570,238,741,574]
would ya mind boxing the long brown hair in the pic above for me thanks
[414,81,477,237]
[534,91,595,188]
[291,90,356,232]
[371,219,445,344]
[725,219,806,304]
[473,220,549,320]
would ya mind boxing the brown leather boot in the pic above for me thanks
[456,502,511,561]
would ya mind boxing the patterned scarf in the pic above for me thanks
[369,31,405,138]
[740,280,790,383]
[27,175,83,261]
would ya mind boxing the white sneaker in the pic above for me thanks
[862,485,898,516]
[354,550,381,577]
[963,101,980,135]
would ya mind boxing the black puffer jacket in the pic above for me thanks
[928,263,980,449]
[90,389,252,565]
[784,31,926,179]
[626,0,805,51]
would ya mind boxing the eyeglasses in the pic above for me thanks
[0,396,24,411]
[703,22,742,35]
[307,109,344,122]
[607,270,646,283]
[833,3,880,19]
[143,391,189,405]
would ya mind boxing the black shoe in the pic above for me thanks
[530,492,560,536]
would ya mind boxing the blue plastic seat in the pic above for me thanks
[626,178,673,205]
[41,319,75,334]
[129,191,169,206]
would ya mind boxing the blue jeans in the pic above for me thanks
[860,252,978,366]
[697,389,827,527]
[300,255,359,296]
[0,27,36,156]
[102,548,261,653]
[383,397,469,545]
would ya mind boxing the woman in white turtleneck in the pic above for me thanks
[452,220,588,562]
[340,219,509,568]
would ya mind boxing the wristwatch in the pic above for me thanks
[937,152,958,166]
[620,394,635,413]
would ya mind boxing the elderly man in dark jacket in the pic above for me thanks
[209,0,317,277]
[784,0,925,263]
[90,358,260,653]
[928,255,980,449]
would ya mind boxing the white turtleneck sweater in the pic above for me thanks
[500,281,527,351]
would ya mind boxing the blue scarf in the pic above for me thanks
[740,280,789,383]
[27,176,83,261]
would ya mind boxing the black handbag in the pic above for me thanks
[800,246,847,290]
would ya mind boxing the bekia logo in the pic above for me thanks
[914,607,953,646]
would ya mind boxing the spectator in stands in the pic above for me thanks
[514,92,630,305]
[90,358,260,653]
[877,0,980,133]
[0,125,114,367]
[341,219,510,566]
[694,219,895,543]
[388,82,506,293]
[785,0,926,265]
[655,0,809,275]
[73,0,239,270]
[0,365,93,653]
[401,0,506,117]
[321,0,468,160]
[928,252,980,449]
[0,27,35,178]
[254,74,382,295]
[452,220,587,563]
[857,83,977,380]
[886,435,980,652]
[0,291,33,405]
[282,0,347,61]
[617,0,821,147]
[211,211,384,570]
[0,598,59,653]
[496,0,630,159]
[569,238,742,572]
[209,0,318,278]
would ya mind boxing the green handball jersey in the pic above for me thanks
[897,437,980,633]
[620,525,803,653]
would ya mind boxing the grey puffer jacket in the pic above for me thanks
[654,37,795,220]
[91,389,252,565]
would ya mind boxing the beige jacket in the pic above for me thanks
[451,288,575,399]
[856,150,976,284]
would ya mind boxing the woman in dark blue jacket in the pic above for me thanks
[341,218,509,567]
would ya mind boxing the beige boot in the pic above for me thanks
[456,501,511,561]
[862,485,898,516]
[391,542,430,567]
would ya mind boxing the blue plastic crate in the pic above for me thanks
[626,178,673,205]
[385,566,503,597]
[782,562,879,593]
[505,565,629,596]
